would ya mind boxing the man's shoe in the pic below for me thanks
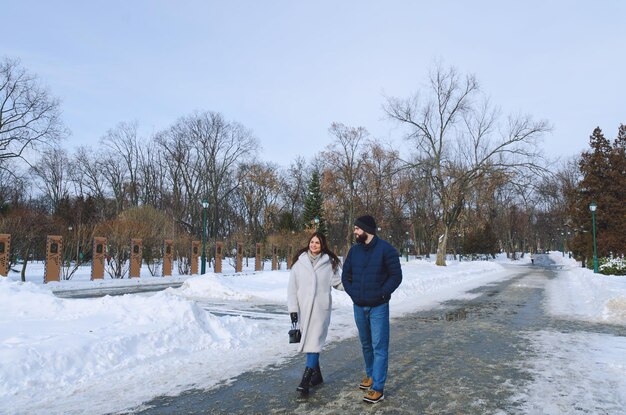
[363,389,384,403]
[358,376,373,390]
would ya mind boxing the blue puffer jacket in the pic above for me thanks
[341,236,403,307]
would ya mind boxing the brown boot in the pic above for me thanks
[358,376,373,390]
[363,389,384,403]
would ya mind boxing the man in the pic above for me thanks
[341,215,403,404]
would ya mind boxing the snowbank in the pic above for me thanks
[545,252,626,325]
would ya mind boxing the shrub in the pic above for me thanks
[598,255,626,276]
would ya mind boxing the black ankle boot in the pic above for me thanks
[296,367,315,394]
[310,365,323,386]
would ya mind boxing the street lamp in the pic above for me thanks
[314,216,319,231]
[405,231,409,262]
[201,199,209,274]
[589,202,599,273]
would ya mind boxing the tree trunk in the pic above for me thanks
[20,258,28,282]
[435,227,449,266]
[19,245,32,282]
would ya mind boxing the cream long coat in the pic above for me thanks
[287,252,342,353]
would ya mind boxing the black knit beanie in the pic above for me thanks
[354,215,377,235]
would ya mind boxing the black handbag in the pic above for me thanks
[289,322,302,343]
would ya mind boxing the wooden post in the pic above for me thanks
[130,238,142,278]
[215,241,223,273]
[163,239,173,277]
[91,237,106,280]
[0,234,10,277]
[191,240,200,275]
[44,235,62,283]
[287,245,293,270]
[236,242,243,272]
[255,243,263,271]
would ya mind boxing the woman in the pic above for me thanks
[287,232,343,394]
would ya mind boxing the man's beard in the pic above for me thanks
[355,233,368,244]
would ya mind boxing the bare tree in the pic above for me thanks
[0,160,28,209]
[359,142,411,248]
[235,162,281,241]
[0,57,66,166]
[100,149,129,215]
[321,122,368,252]
[30,146,73,213]
[196,112,259,239]
[155,115,208,237]
[158,111,258,240]
[71,146,109,218]
[280,156,309,227]
[137,139,168,209]
[60,223,95,280]
[0,207,49,281]
[403,164,438,257]
[385,64,550,265]
[100,121,141,208]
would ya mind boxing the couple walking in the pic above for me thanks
[287,215,403,404]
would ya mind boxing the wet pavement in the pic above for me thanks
[125,257,626,414]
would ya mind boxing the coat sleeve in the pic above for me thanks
[341,250,352,294]
[331,266,344,291]
[381,244,402,299]
[287,268,299,313]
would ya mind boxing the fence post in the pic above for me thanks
[0,234,10,277]
[163,239,173,277]
[130,238,142,278]
[91,237,106,280]
[191,241,200,275]
[215,241,223,273]
[44,235,62,283]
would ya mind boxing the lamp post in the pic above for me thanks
[589,202,599,273]
[405,231,409,262]
[201,199,209,274]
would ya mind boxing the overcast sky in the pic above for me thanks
[2,1,624,168]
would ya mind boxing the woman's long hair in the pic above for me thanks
[292,232,341,272]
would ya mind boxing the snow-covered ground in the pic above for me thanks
[1,253,625,414]
[513,254,626,414]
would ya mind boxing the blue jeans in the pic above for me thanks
[353,302,390,393]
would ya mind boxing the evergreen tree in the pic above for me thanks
[568,126,626,261]
[302,170,327,234]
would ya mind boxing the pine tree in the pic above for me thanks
[568,126,626,261]
[302,170,327,234]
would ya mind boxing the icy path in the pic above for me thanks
[132,261,626,414]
